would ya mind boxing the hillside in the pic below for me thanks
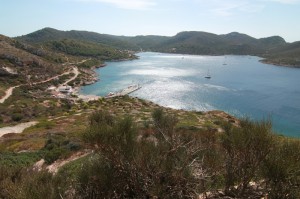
[1,96,300,198]
[16,28,300,67]
[0,33,136,102]
[16,27,138,50]
[0,34,66,88]
[17,28,286,55]
[149,31,286,55]
[262,41,300,66]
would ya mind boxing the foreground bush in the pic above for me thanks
[263,138,300,199]
[0,166,59,199]
[1,109,300,199]
[79,109,205,198]
[221,119,274,197]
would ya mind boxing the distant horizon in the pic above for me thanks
[5,27,293,43]
[1,0,300,42]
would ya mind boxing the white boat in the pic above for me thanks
[205,69,211,79]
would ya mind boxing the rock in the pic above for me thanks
[33,159,45,172]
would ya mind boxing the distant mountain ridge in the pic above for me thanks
[16,27,137,50]
[16,28,300,67]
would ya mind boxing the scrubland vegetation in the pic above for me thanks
[1,106,299,199]
[1,27,300,198]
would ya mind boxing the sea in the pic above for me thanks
[80,52,300,138]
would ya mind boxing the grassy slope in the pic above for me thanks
[0,95,233,152]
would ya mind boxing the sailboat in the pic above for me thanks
[205,69,211,79]
[223,56,227,65]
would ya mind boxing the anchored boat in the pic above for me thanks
[205,69,211,79]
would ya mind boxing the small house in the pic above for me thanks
[58,85,73,94]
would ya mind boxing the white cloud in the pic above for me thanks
[266,0,300,4]
[198,0,264,17]
[211,3,243,16]
[77,0,157,10]
[194,0,265,16]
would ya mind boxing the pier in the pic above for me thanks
[106,84,141,98]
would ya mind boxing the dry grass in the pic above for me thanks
[1,95,237,153]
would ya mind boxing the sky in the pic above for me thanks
[0,0,299,42]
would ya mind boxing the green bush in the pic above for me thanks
[263,138,300,199]
[42,135,80,164]
[0,166,61,199]
[35,120,55,129]
[12,113,23,122]
[221,119,274,196]
[44,147,69,164]
[78,110,204,198]
[0,152,43,167]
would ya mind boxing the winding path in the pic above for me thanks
[0,85,20,103]
[0,121,38,137]
[61,67,79,85]
[0,66,79,104]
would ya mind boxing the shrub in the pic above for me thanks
[0,166,61,199]
[0,152,43,167]
[262,138,300,199]
[221,119,274,196]
[42,135,80,164]
[44,147,69,164]
[35,120,55,129]
[11,113,23,122]
[78,109,205,198]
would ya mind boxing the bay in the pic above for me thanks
[80,52,300,138]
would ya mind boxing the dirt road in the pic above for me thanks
[0,66,79,104]
[0,121,38,137]
[0,85,20,103]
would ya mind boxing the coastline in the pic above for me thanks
[76,52,300,138]
[167,51,300,68]
[74,56,140,100]
[260,59,300,68]
[72,63,106,101]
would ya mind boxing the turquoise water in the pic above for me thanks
[81,52,300,138]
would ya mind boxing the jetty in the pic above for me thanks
[106,84,141,98]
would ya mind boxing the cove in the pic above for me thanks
[80,52,300,138]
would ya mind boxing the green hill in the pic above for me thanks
[16,27,137,50]
[17,28,287,55]
[16,28,137,66]
[152,31,286,55]
[16,28,300,67]
[261,41,300,66]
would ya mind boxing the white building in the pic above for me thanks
[58,85,73,94]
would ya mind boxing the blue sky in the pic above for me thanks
[0,0,299,42]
